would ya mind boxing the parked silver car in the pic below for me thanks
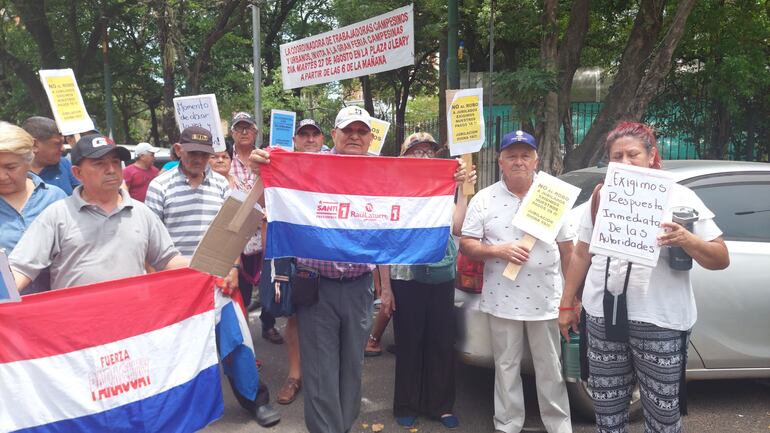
[454,160,770,419]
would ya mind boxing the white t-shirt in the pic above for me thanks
[462,180,576,321]
[579,183,723,331]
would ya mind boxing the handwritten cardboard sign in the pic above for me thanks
[589,163,674,266]
[513,172,581,243]
[367,118,391,156]
[173,94,226,152]
[38,69,95,135]
[280,5,414,90]
[447,88,485,156]
[269,110,297,151]
[0,250,20,304]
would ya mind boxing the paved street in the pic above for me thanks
[203,310,770,433]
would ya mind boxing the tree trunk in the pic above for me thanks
[155,0,180,143]
[564,0,696,171]
[360,76,375,115]
[556,0,590,166]
[539,0,562,175]
[0,48,51,115]
[12,0,60,69]
[149,101,161,146]
[707,99,730,159]
[188,0,243,94]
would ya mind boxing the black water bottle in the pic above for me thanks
[669,206,699,271]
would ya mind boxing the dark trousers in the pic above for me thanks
[238,253,276,330]
[297,274,374,433]
[392,278,456,418]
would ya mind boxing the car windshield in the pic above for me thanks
[558,170,606,205]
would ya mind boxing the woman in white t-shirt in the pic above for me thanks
[557,122,729,433]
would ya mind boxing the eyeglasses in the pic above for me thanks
[340,127,370,136]
[232,126,257,135]
[408,149,436,158]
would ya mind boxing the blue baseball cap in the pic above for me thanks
[500,130,537,151]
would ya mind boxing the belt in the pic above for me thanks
[320,272,372,282]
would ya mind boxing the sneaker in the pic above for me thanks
[262,327,284,344]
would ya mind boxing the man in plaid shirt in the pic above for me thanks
[249,106,395,433]
[229,111,284,345]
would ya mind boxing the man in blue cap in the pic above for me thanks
[459,130,575,433]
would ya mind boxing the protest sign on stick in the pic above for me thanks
[269,110,297,151]
[173,94,226,152]
[0,250,20,304]
[38,69,95,136]
[280,5,414,90]
[589,163,674,266]
[503,172,581,280]
[368,118,391,156]
[447,88,485,195]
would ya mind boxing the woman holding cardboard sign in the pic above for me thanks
[558,122,729,433]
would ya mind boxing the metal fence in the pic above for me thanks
[400,102,766,190]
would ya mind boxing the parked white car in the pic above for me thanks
[454,160,770,419]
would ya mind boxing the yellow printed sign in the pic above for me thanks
[512,172,581,243]
[39,69,94,135]
[450,96,482,142]
[446,88,485,156]
[367,118,391,156]
[45,76,88,122]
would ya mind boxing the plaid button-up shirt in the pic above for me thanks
[229,149,257,192]
[296,259,375,280]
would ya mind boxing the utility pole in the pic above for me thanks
[249,3,263,147]
[447,0,460,89]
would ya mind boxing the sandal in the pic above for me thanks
[364,334,382,357]
[277,377,301,404]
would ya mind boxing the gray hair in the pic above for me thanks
[21,116,60,141]
[0,121,35,163]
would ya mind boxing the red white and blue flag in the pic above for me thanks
[261,150,458,264]
[0,268,223,433]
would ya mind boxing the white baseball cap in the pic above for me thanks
[334,106,371,130]
[135,142,159,156]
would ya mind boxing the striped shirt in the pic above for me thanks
[145,166,229,256]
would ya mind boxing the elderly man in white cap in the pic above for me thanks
[123,142,159,202]
[249,106,395,433]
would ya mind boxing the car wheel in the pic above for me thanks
[566,379,643,421]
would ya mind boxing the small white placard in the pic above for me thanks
[173,94,226,152]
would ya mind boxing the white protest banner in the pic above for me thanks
[280,5,414,90]
[589,163,674,267]
[0,250,20,304]
[38,69,95,135]
[368,118,391,156]
[447,88,485,157]
[503,172,581,280]
[173,94,226,152]
[269,110,296,151]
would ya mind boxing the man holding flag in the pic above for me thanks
[250,106,470,433]
[250,106,393,433]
